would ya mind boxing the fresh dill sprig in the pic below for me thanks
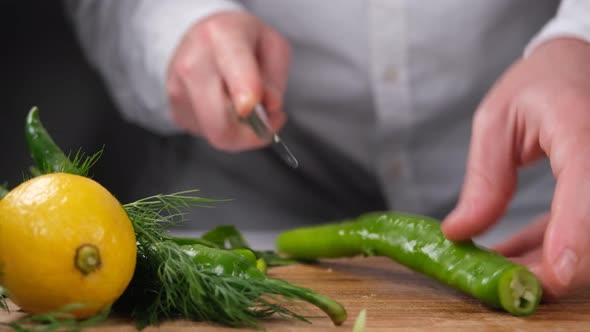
[25,107,102,178]
[117,239,308,329]
[0,183,9,200]
[67,147,104,178]
[23,147,103,182]
[0,285,8,312]
[27,167,42,178]
[123,190,223,238]
[0,304,110,332]
[118,193,315,328]
[36,147,104,178]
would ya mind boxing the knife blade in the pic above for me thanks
[244,104,299,168]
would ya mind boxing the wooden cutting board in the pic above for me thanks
[1,256,589,331]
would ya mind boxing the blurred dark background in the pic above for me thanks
[1,0,152,202]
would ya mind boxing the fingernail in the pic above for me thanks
[554,248,578,286]
[236,93,255,116]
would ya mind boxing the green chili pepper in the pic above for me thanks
[25,107,79,175]
[180,244,348,325]
[231,249,259,270]
[167,226,306,268]
[166,236,219,248]
[276,212,542,316]
[25,107,102,177]
[256,258,268,274]
[231,249,267,275]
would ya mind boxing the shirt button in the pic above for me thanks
[382,65,398,83]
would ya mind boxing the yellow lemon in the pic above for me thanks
[0,173,136,318]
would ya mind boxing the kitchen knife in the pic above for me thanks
[245,104,299,168]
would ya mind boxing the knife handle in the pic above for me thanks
[244,104,299,169]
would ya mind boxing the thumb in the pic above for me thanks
[540,132,590,297]
[441,107,517,240]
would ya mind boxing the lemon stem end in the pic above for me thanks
[75,244,102,275]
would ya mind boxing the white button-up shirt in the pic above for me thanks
[65,0,590,244]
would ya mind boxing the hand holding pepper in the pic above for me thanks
[442,37,590,299]
[166,11,291,151]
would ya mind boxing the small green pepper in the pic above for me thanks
[231,248,257,266]
[276,212,542,316]
[256,258,268,274]
[167,226,304,268]
[25,107,79,175]
[231,249,268,274]
[180,244,347,325]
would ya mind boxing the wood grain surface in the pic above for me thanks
[1,257,589,331]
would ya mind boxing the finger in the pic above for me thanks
[261,83,283,115]
[177,57,279,151]
[541,140,590,297]
[185,76,237,146]
[173,48,240,149]
[167,75,201,135]
[441,106,517,240]
[492,213,549,257]
[507,246,543,267]
[262,85,287,131]
[258,28,291,114]
[211,24,263,117]
[167,34,216,136]
[183,75,265,151]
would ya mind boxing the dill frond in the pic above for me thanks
[68,147,104,178]
[123,190,224,237]
[28,146,103,179]
[0,303,110,332]
[116,237,309,329]
[27,167,41,178]
[118,193,318,328]
[0,183,8,200]
[0,285,8,312]
[37,146,104,177]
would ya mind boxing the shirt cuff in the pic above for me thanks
[128,0,244,134]
[524,0,590,57]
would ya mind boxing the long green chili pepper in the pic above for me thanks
[25,107,102,177]
[25,107,79,175]
[231,248,258,266]
[168,225,306,267]
[276,212,542,316]
[256,258,268,274]
[229,248,268,274]
[180,244,348,325]
[200,225,305,266]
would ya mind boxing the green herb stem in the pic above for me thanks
[119,193,346,328]
[0,183,8,200]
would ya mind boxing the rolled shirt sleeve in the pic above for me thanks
[64,0,244,135]
[525,0,590,56]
